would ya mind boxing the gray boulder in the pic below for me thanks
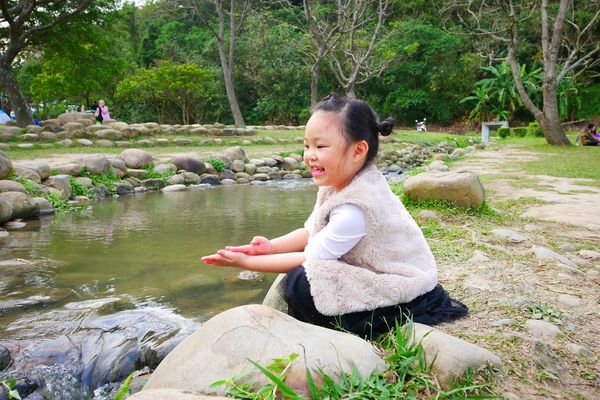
[0,153,13,180]
[0,191,40,219]
[403,171,485,208]
[262,274,288,313]
[0,196,13,224]
[57,112,93,125]
[115,181,134,195]
[232,159,245,172]
[79,155,110,175]
[13,166,41,183]
[17,161,50,180]
[154,164,176,174]
[172,157,206,175]
[120,149,154,169]
[219,169,236,181]
[63,122,84,132]
[200,174,220,185]
[76,138,94,147]
[221,146,246,161]
[95,139,114,147]
[283,157,300,170]
[95,129,123,140]
[0,180,26,193]
[183,172,201,185]
[55,163,82,176]
[167,174,185,185]
[161,184,187,192]
[32,197,54,215]
[143,305,385,398]
[44,175,72,200]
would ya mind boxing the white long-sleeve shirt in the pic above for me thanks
[304,204,367,261]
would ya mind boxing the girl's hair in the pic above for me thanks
[312,93,394,165]
[588,123,596,129]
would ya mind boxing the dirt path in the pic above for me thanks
[437,145,600,399]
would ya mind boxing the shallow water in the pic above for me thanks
[0,181,316,338]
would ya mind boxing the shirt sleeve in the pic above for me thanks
[304,204,367,261]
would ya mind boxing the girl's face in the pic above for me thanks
[303,111,368,191]
[99,101,105,107]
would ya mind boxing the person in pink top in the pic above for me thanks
[95,100,110,123]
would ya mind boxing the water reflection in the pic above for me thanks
[0,181,316,338]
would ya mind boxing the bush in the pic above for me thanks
[527,121,543,137]
[511,127,528,137]
[497,127,510,138]
[205,159,226,172]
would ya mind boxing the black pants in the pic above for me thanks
[284,266,468,339]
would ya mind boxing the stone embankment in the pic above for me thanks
[0,112,305,149]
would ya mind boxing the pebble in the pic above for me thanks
[525,319,560,339]
[579,249,600,261]
[4,221,26,230]
[238,271,263,281]
[565,343,595,359]
[417,210,439,223]
[492,228,527,243]
[533,246,577,268]
[0,230,9,238]
[491,318,514,327]
[557,294,581,307]
[560,244,576,253]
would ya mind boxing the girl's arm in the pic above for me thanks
[202,250,304,273]
[225,228,309,255]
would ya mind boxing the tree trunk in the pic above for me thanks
[539,82,571,145]
[0,63,33,127]
[221,64,245,128]
[345,84,356,99]
[310,64,319,108]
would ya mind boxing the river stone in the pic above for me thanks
[301,170,313,178]
[0,344,10,371]
[262,274,288,313]
[77,118,94,127]
[57,112,93,125]
[95,139,114,147]
[161,184,187,192]
[0,126,22,136]
[579,249,600,261]
[108,121,129,130]
[407,324,501,389]
[211,155,233,171]
[269,171,283,180]
[403,171,485,208]
[79,155,110,175]
[263,157,277,167]
[565,343,595,359]
[120,149,154,169]
[58,139,73,147]
[221,146,246,161]
[557,294,581,307]
[173,138,192,145]
[492,228,528,243]
[283,157,300,170]
[167,174,185,185]
[130,389,230,400]
[172,157,206,175]
[154,164,176,174]
[21,133,40,142]
[219,169,236,181]
[63,122,84,132]
[143,305,385,398]
[417,210,440,223]
[428,160,449,172]
[256,166,271,174]
[232,159,245,172]
[0,196,13,223]
[32,197,54,215]
[183,172,201,185]
[45,174,72,200]
[283,173,302,180]
[18,161,50,180]
[532,246,577,269]
[0,180,26,193]
[55,163,82,176]
[235,172,253,181]
[244,163,257,175]
[141,179,165,190]
[76,138,94,147]
[200,174,220,185]
[220,178,235,185]
[525,319,560,339]
[0,191,39,219]
[0,154,12,180]
[114,182,134,195]
[252,173,270,181]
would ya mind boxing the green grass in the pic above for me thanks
[494,134,600,182]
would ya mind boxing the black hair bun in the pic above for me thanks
[378,117,395,136]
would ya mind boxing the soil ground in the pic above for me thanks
[434,144,600,399]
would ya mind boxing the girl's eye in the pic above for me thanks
[317,145,326,149]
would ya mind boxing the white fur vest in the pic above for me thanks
[303,164,438,315]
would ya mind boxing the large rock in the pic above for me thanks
[220,146,247,162]
[143,305,385,398]
[0,180,26,193]
[129,389,229,400]
[17,161,50,180]
[55,163,82,176]
[0,191,40,219]
[0,152,13,179]
[120,149,154,169]
[78,155,111,175]
[95,129,123,140]
[63,122,84,132]
[57,112,94,125]
[44,174,73,200]
[172,156,206,175]
[13,166,41,183]
[0,196,13,224]
[262,274,288,313]
[408,323,502,389]
[403,171,485,208]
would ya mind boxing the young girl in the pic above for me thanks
[95,100,110,123]
[202,94,467,338]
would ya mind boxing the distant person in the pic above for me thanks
[94,100,110,124]
[9,110,15,120]
[580,123,599,146]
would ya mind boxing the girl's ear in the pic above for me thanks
[354,140,369,161]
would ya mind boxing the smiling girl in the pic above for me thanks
[202,94,467,338]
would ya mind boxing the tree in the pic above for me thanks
[173,0,252,128]
[0,0,112,126]
[445,0,600,145]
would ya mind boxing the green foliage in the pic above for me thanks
[69,177,89,197]
[114,371,137,400]
[527,121,543,137]
[510,127,528,137]
[44,193,70,212]
[142,165,175,180]
[205,159,226,172]
[15,177,42,197]
[81,169,120,194]
[526,302,562,325]
[1,375,21,400]
[497,127,511,138]
[576,83,600,118]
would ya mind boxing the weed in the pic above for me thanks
[70,177,89,197]
[81,169,120,194]
[1,375,21,400]
[525,302,562,325]
[114,371,136,400]
[141,165,175,180]
[15,177,41,197]
[44,193,71,213]
[205,158,226,172]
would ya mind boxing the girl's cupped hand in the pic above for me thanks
[201,249,249,268]
[224,236,274,255]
